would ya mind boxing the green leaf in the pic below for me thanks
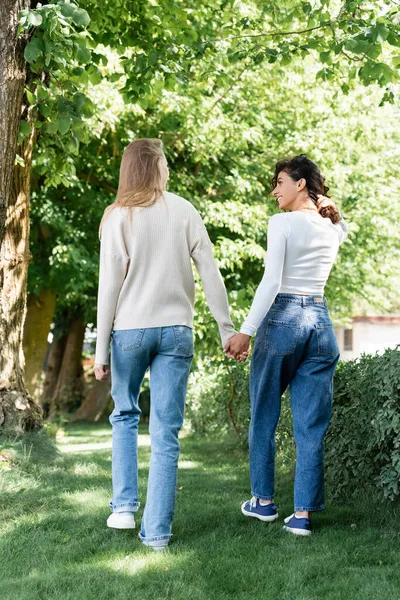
[76,45,92,64]
[24,42,42,63]
[26,89,36,105]
[19,120,30,136]
[366,43,382,61]
[73,92,87,111]
[58,116,71,135]
[371,23,389,43]
[319,51,331,64]
[39,103,51,118]
[135,54,147,72]
[138,96,149,109]
[72,8,90,27]
[60,3,77,18]
[316,67,335,81]
[27,11,43,27]
[392,56,400,68]
[88,67,102,85]
[280,54,292,66]
[148,50,158,65]
[345,38,369,55]
[108,72,123,82]
[37,86,48,101]
[45,121,58,134]
[359,61,394,86]
[387,32,400,48]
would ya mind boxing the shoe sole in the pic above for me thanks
[241,505,279,522]
[282,525,312,536]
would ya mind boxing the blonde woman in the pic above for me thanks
[94,139,236,550]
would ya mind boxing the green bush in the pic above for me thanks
[186,359,294,461]
[326,347,400,500]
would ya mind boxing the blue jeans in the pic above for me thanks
[249,294,340,512]
[109,326,193,545]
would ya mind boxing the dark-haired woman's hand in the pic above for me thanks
[316,195,336,210]
[224,333,251,361]
[316,195,341,224]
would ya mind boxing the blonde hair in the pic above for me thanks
[99,138,166,238]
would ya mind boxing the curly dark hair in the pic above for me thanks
[271,154,340,224]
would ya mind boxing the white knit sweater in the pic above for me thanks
[95,192,236,364]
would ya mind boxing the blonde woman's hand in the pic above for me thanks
[94,364,111,381]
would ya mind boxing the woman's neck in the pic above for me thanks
[291,195,318,213]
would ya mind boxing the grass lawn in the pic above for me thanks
[1,422,399,600]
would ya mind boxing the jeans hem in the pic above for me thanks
[110,502,140,512]
[294,505,324,512]
[251,491,274,501]
[139,532,171,544]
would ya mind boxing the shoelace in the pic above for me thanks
[249,496,258,509]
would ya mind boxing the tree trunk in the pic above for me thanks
[0,0,42,432]
[72,377,111,422]
[23,288,56,401]
[41,332,67,417]
[48,315,86,419]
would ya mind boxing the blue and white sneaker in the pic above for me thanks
[241,496,279,522]
[282,513,312,536]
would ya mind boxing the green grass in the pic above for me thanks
[1,423,400,600]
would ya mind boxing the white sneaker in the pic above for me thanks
[138,533,169,551]
[107,512,136,529]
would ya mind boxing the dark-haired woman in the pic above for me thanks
[225,155,347,536]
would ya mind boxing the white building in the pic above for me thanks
[335,316,400,360]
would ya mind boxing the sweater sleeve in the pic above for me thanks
[240,214,289,337]
[334,215,348,245]
[190,212,237,347]
[95,211,129,365]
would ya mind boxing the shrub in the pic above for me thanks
[326,347,400,500]
[186,358,294,460]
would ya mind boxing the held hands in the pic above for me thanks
[224,333,251,362]
[94,363,111,381]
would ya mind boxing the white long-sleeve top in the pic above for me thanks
[240,211,348,336]
[95,192,236,364]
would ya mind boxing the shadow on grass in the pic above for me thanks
[1,423,400,600]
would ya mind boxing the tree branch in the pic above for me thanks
[205,60,252,115]
[76,172,117,193]
[201,22,333,45]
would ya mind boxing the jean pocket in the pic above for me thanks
[113,328,145,351]
[315,323,339,357]
[265,320,300,355]
[173,326,194,357]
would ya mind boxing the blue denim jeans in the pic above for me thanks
[249,294,340,512]
[109,326,193,545]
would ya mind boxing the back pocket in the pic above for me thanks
[315,323,339,357]
[113,329,145,351]
[265,320,300,355]
[173,326,194,357]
